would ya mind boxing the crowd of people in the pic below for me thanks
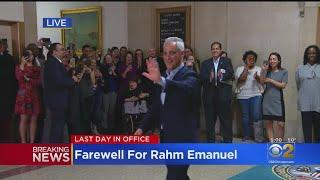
[0,38,320,144]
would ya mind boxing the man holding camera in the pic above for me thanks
[43,43,79,143]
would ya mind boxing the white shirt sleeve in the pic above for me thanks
[158,76,166,90]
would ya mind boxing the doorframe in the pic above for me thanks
[317,7,320,45]
[0,20,25,60]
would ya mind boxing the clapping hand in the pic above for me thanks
[134,128,143,135]
[209,69,214,83]
[72,75,80,83]
[83,65,92,73]
[126,64,133,72]
[254,72,260,82]
[24,75,30,82]
[217,69,223,80]
[139,93,149,99]
[111,65,116,72]
[243,66,249,75]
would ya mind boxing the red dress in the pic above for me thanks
[14,65,41,116]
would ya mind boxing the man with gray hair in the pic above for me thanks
[135,37,201,180]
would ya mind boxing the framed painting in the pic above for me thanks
[61,6,102,55]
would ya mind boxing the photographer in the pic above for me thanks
[75,60,96,134]
[43,43,78,143]
[25,43,47,143]
[90,58,104,134]
[66,44,79,66]
[184,55,199,74]
[183,46,200,74]
[67,58,85,135]
[37,38,50,61]
[14,50,41,143]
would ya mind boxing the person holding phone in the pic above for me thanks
[14,50,41,143]
[43,43,78,143]
[67,43,79,67]
[261,52,288,142]
[183,45,200,74]
[116,51,138,133]
[234,50,264,142]
[37,38,50,60]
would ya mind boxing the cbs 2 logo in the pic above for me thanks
[268,144,294,158]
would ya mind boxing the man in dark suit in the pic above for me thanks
[135,37,201,180]
[200,42,234,143]
[43,43,78,143]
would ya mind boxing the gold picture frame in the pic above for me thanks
[61,6,102,56]
[156,6,191,53]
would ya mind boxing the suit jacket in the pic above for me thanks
[0,53,18,117]
[140,66,201,142]
[43,55,75,110]
[200,57,234,105]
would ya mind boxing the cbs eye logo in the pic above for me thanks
[268,143,295,158]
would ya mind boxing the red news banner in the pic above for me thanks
[0,144,71,165]
[71,135,159,144]
[0,135,159,165]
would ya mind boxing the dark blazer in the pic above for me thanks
[43,55,75,110]
[200,57,234,105]
[0,53,18,118]
[140,66,201,142]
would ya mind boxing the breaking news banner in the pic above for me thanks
[0,144,71,165]
[0,136,319,165]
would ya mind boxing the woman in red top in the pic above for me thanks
[15,50,41,143]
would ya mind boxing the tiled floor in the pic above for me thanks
[1,165,253,180]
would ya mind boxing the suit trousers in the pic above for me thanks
[49,108,68,143]
[102,92,117,131]
[166,165,190,180]
[204,86,233,143]
[160,131,190,180]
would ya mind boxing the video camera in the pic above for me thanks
[42,38,51,49]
